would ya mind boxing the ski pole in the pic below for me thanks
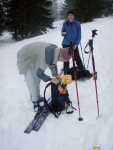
[70,41,83,121]
[89,40,100,118]
[88,30,100,118]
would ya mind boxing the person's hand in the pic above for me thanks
[73,45,77,50]
[62,32,66,36]
[51,78,60,84]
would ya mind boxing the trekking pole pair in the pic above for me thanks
[84,29,100,118]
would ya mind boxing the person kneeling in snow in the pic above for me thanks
[17,42,71,112]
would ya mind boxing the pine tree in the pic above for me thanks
[26,0,55,37]
[103,0,113,16]
[0,0,5,36]
[73,0,104,22]
[51,0,59,21]
[60,0,75,20]
[4,0,55,40]
[3,0,23,39]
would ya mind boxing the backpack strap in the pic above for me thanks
[43,82,59,118]
[44,82,51,101]
[66,101,77,114]
[43,82,52,108]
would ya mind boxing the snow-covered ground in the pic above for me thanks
[0,17,113,150]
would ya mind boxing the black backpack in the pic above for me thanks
[44,82,76,118]
[66,67,93,80]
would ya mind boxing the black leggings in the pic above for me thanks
[62,44,84,74]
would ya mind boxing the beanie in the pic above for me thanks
[67,10,75,16]
[60,48,71,62]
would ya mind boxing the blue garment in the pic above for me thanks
[61,20,81,46]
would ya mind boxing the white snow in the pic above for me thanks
[0,17,113,150]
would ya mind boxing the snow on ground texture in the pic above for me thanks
[0,17,113,150]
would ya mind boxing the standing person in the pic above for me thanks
[17,42,71,112]
[61,10,85,74]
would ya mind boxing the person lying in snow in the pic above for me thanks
[17,42,71,112]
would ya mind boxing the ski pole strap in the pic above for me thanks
[84,48,90,54]
[84,41,90,54]
[84,39,94,54]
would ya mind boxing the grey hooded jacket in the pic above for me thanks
[17,42,60,81]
